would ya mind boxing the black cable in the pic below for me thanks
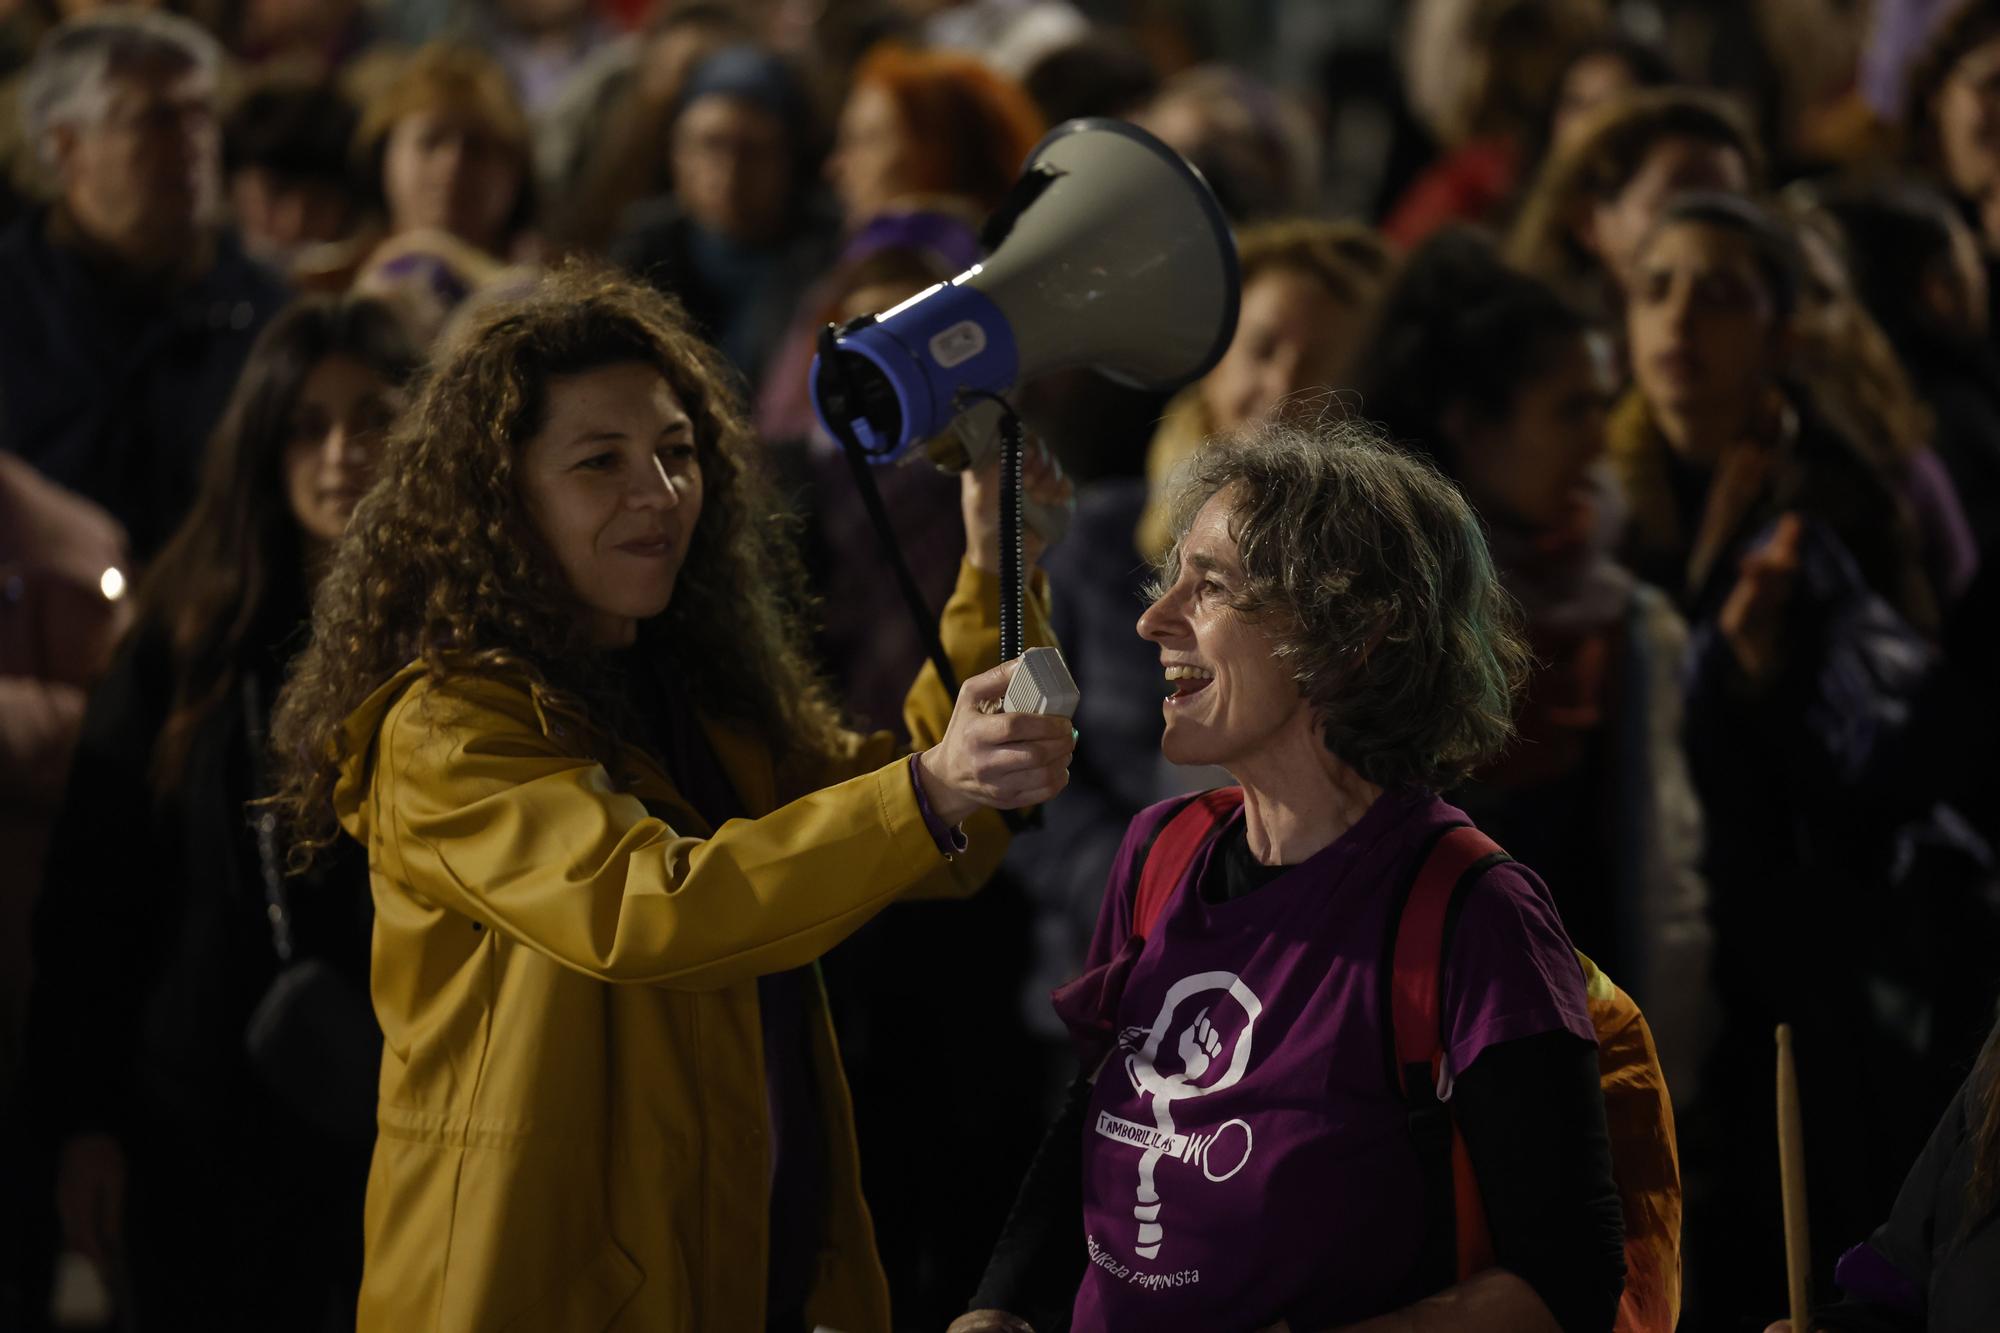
[816,324,962,700]
[956,388,1029,666]
[999,408,1024,665]
[814,330,1034,832]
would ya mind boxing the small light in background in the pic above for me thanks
[100,567,125,601]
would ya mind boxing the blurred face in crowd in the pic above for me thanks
[1586,135,1751,291]
[1200,267,1355,435]
[671,93,792,245]
[51,57,217,265]
[1450,332,1614,532]
[283,356,402,547]
[230,167,354,263]
[1139,489,1313,771]
[1932,34,2000,227]
[1550,53,1642,153]
[381,110,523,254]
[1627,221,1783,442]
[827,81,914,227]
[1790,221,1869,356]
[519,362,704,647]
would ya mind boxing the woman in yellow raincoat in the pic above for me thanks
[268,265,1073,1332]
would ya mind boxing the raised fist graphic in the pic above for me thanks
[1176,1007,1223,1081]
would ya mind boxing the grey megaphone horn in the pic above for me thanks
[810,118,1241,481]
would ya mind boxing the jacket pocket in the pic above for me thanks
[499,1235,643,1332]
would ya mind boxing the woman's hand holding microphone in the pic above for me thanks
[917,659,1075,826]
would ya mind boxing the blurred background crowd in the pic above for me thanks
[2,0,2000,1328]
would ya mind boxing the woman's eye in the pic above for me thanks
[578,452,617,471]
[662,442,698,462]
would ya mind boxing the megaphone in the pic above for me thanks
[810,118,1241,462]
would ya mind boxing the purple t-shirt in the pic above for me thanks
[1062,787,1594,1333]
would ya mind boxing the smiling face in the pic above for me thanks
[1137,490,1317,769]
[282,354,401,546]
[517,362,703,647]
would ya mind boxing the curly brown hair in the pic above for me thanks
[1152,419,1531,791]
[269,263,843,867]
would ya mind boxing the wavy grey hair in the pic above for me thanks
[1153,417,1531,791]
[22,7,220,164]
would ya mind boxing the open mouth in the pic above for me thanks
[1164,664,1214,701]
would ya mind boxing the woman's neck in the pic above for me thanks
[1652,396,1759,466]
[1229,723,1384,866]
[303,535,334,592]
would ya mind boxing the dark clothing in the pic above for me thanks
[610,196,837,393]
[783,442,967,739]
[1813,1055,2000,1333]
[23,600,373,1329]
[1906,327,2000,563]
[1678,519,2000,1322]
[0,209,288,563]
[616,648,823,1333]
[971,807,1624,1333]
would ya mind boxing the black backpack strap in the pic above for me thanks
[1379,821,1513,1292]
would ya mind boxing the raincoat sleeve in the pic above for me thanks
[783,557,1059,900]
[376,682,952,991]
[373,559,1057,990]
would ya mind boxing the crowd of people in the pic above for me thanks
[2,0,1999,1330]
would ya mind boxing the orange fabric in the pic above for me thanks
[1445,950,1683,1331]
[1450,1125,1495,1276]
[1586,963,1683,1333]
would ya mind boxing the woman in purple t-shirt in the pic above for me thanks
[956,423,1627,1333]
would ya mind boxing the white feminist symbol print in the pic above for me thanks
[1095,970,1262,1260]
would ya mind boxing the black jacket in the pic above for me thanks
[23,599,373,1327]
[0,208,288,561]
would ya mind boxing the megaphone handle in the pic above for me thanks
[999,406,1025,665]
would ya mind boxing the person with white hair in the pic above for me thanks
[0,6,288,562]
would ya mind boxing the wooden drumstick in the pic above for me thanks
[1777,1023,1811,1331]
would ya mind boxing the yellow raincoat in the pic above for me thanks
[332,561,1050,1331]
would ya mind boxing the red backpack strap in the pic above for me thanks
[1132,787,1244,939]
[1385,823,1511,1290]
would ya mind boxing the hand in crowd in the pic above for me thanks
[53,1133,125,1268]
[916,659,1075,826]
[960,438,1074,575]
[1719,512,1805,685]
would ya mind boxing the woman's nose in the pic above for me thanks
[322,423,366,467]
[631,455,682,509]
[1137,589,1186,643]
